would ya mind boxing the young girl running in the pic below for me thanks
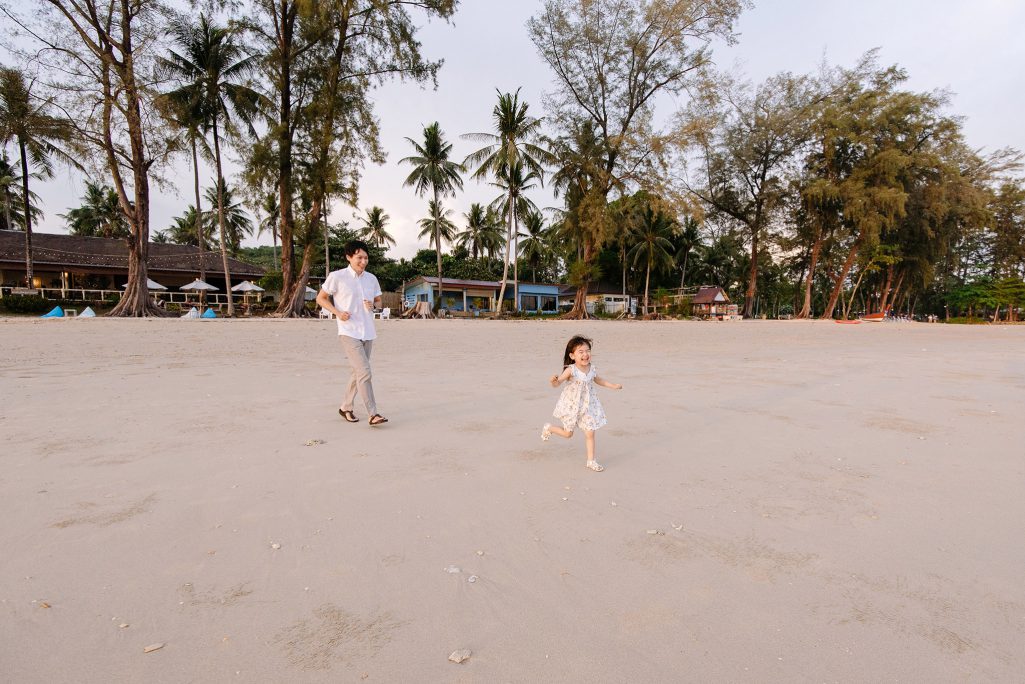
[542,335,623,472]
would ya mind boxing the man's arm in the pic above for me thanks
[316,289,350,321]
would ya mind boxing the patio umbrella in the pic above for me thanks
[231,280,265,293]
[232,280,265,307]
[180,278,218,292]
[304,285,318,301]
[180,278,219,308]
[122,278,167,290]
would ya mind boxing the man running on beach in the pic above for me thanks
[316,240,389,426]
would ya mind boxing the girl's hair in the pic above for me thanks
[563,335,592,367]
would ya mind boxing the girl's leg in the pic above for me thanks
[547,424,573,438]
[583,430,603,471]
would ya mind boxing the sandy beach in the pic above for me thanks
[1,317,1023,682]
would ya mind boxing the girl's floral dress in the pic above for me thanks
[553,364,607,431]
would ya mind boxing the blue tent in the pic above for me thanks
[41,306,64,318]
[201,308,217,319]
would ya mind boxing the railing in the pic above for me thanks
[1,286,264,306]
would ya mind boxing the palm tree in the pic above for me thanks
[163,206,209,248]
[675,216,702,289]
[518,209,549,282]
[417,200,457,246]
[203,181,252,255]
[0,67,78,287]
[457,203,504,259]
[359,206,395,249]
[255,191,279,265]
[155,84,210,283]
[628,205,676,315]
[490,161,540,310]
[401,122,464,311]
[0,154,43,232]
[60,181,130,239]
[463,89,553,312]
[158,13,262,315]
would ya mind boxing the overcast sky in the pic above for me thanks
[24,0,1025,260]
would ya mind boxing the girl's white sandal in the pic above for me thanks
[586,460,604,472]
[541,423,552,441]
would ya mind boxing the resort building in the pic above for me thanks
[403,276,561,315]
[0,230,264,304]
[691,285,739,319]
[558,284,639,316]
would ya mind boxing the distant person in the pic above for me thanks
[316,240,388,426]
[541,335,622,472]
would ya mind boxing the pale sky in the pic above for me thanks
[24,0,1025,260]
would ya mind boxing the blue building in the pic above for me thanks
[403,276,561,315]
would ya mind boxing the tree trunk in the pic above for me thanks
[281,240,316,316]
[643,259,651,316]
[273,3,298,315]
[104,44,159,318]
[18,138,33,287]
[212,121,234,316]
[564,238,594,319]
[433,188,443,313]
[191,133,205,282]
[513,221,519,312]
[797,229,824,319]
[3,186,13,233]
[494,189,515,316]
[821,233,864,320]
[743,224,759,318]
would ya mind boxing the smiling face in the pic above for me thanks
[569,342,591,367]
[346,249,369,274]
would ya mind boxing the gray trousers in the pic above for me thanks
[339,336,377,415]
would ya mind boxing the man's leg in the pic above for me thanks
[339,336,377,415]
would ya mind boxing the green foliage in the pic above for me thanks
[257,270,283,293]
[0,294,51,314]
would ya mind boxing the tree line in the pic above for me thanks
[1,0,1021,320]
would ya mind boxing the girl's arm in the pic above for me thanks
[549,367,572,387]
[595,376,623,390]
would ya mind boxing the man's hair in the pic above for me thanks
[344,240,371,257]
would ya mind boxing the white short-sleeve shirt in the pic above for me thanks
[321,266,382,340]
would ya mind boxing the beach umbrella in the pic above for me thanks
[231,280,264,292]
[180,278,219,308]
[122,278,167,291]
[305,285,318,301]
[180,278,218,292]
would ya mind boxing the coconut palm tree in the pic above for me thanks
[490,161,540,304]
[155,87,210,283]
[628,205,676,315]
[203,181,253,255]
[463,89,553,312]
[162,206,210,248]
[457,202,504,259]
[417,200,457,246]
[0,154,43,232]
[518,209,550,282]
[0,67,78,287]
[158,13,262,315]
[401,122,464,311]
[359,206,395,249]
[61,181,130,239]
[254,191,279,265]
[675,216,702,289]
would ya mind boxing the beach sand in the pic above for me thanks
[1,317,1023,682]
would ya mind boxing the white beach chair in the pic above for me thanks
[319,308,334,319]
[374,307,390,320]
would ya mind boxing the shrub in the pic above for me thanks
[0,294,52,314]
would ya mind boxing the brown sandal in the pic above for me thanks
[339,409,359,423]
[368,414,389,426]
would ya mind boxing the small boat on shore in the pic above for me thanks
[834,319,861,324]
[860,313,885,322]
